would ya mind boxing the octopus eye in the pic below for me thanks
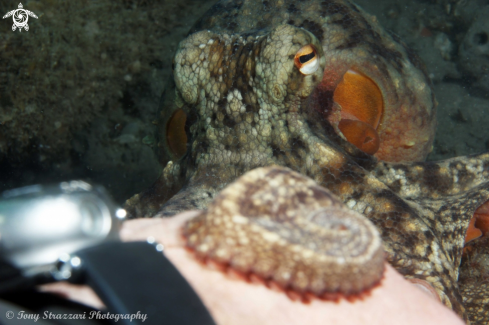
[334,70,384,155]
[166,108,188,159]
[294,45,319,75]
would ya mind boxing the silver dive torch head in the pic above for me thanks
[0,180,125,280]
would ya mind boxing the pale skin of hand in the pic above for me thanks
[42,211,464,325]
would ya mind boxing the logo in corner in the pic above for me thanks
[3,3,38,32]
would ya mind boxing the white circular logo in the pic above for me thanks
[5,311,14,319]
[13,9,28,27]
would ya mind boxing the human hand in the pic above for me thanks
[116,211,464,325]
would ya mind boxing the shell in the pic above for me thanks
[183,166,385,301]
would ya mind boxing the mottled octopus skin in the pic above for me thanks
[125,0,489,323]
[183,166,385,300]
[459,235,489,325]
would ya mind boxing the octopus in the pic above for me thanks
[125,0,489,323]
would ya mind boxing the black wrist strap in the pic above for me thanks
[75,241,216,325]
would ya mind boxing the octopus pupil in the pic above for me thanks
[299,52,315,64]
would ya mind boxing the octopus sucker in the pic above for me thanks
[337,119,380,155]
[465,216,483,244]
[334,70,383,130]
[330,69,383,155]
[473,199,489,236]
[182,167,385,301]
[166,108,188,159]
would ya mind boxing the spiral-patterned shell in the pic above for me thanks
[183,166,385,300]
